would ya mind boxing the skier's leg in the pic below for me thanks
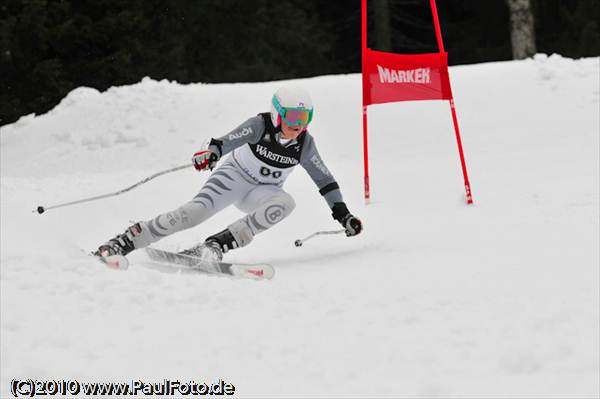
[202,185,296,255]
[95,162,252,256]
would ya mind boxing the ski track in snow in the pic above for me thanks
[1,54,599,397]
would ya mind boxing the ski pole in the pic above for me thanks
[294,229,346,247]
[34,163,192,214]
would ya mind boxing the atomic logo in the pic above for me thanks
[246,269,264,277]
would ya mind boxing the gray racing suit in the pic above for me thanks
[130,113,344,250]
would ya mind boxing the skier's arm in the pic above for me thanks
[193,116,264,171]
[208,116,264,158]
[300,134,362,236]
[299,134,343,207]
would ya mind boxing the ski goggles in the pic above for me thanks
[272,96,313,127]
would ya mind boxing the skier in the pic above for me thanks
[95,86,363,262]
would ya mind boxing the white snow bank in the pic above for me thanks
[1,55,598,398]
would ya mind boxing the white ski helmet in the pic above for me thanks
[270,86,314,128]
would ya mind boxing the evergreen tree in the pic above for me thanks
[1,0,598,126]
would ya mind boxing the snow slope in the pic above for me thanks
[1,54,599,398]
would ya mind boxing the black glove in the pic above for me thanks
[331,202,363,237]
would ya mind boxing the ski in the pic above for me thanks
[144,247,274,280]
[94,253,129,270]
[81,246,130,270]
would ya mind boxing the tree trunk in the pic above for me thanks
[506,0,537,59]
[374,0,392,52]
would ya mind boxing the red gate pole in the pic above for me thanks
[361,0,371,204]
[430,0,474,204]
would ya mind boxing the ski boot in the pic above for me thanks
[179,228,242,263]
[94,222,143,257]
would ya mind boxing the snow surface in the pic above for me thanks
[1,54,599,398]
